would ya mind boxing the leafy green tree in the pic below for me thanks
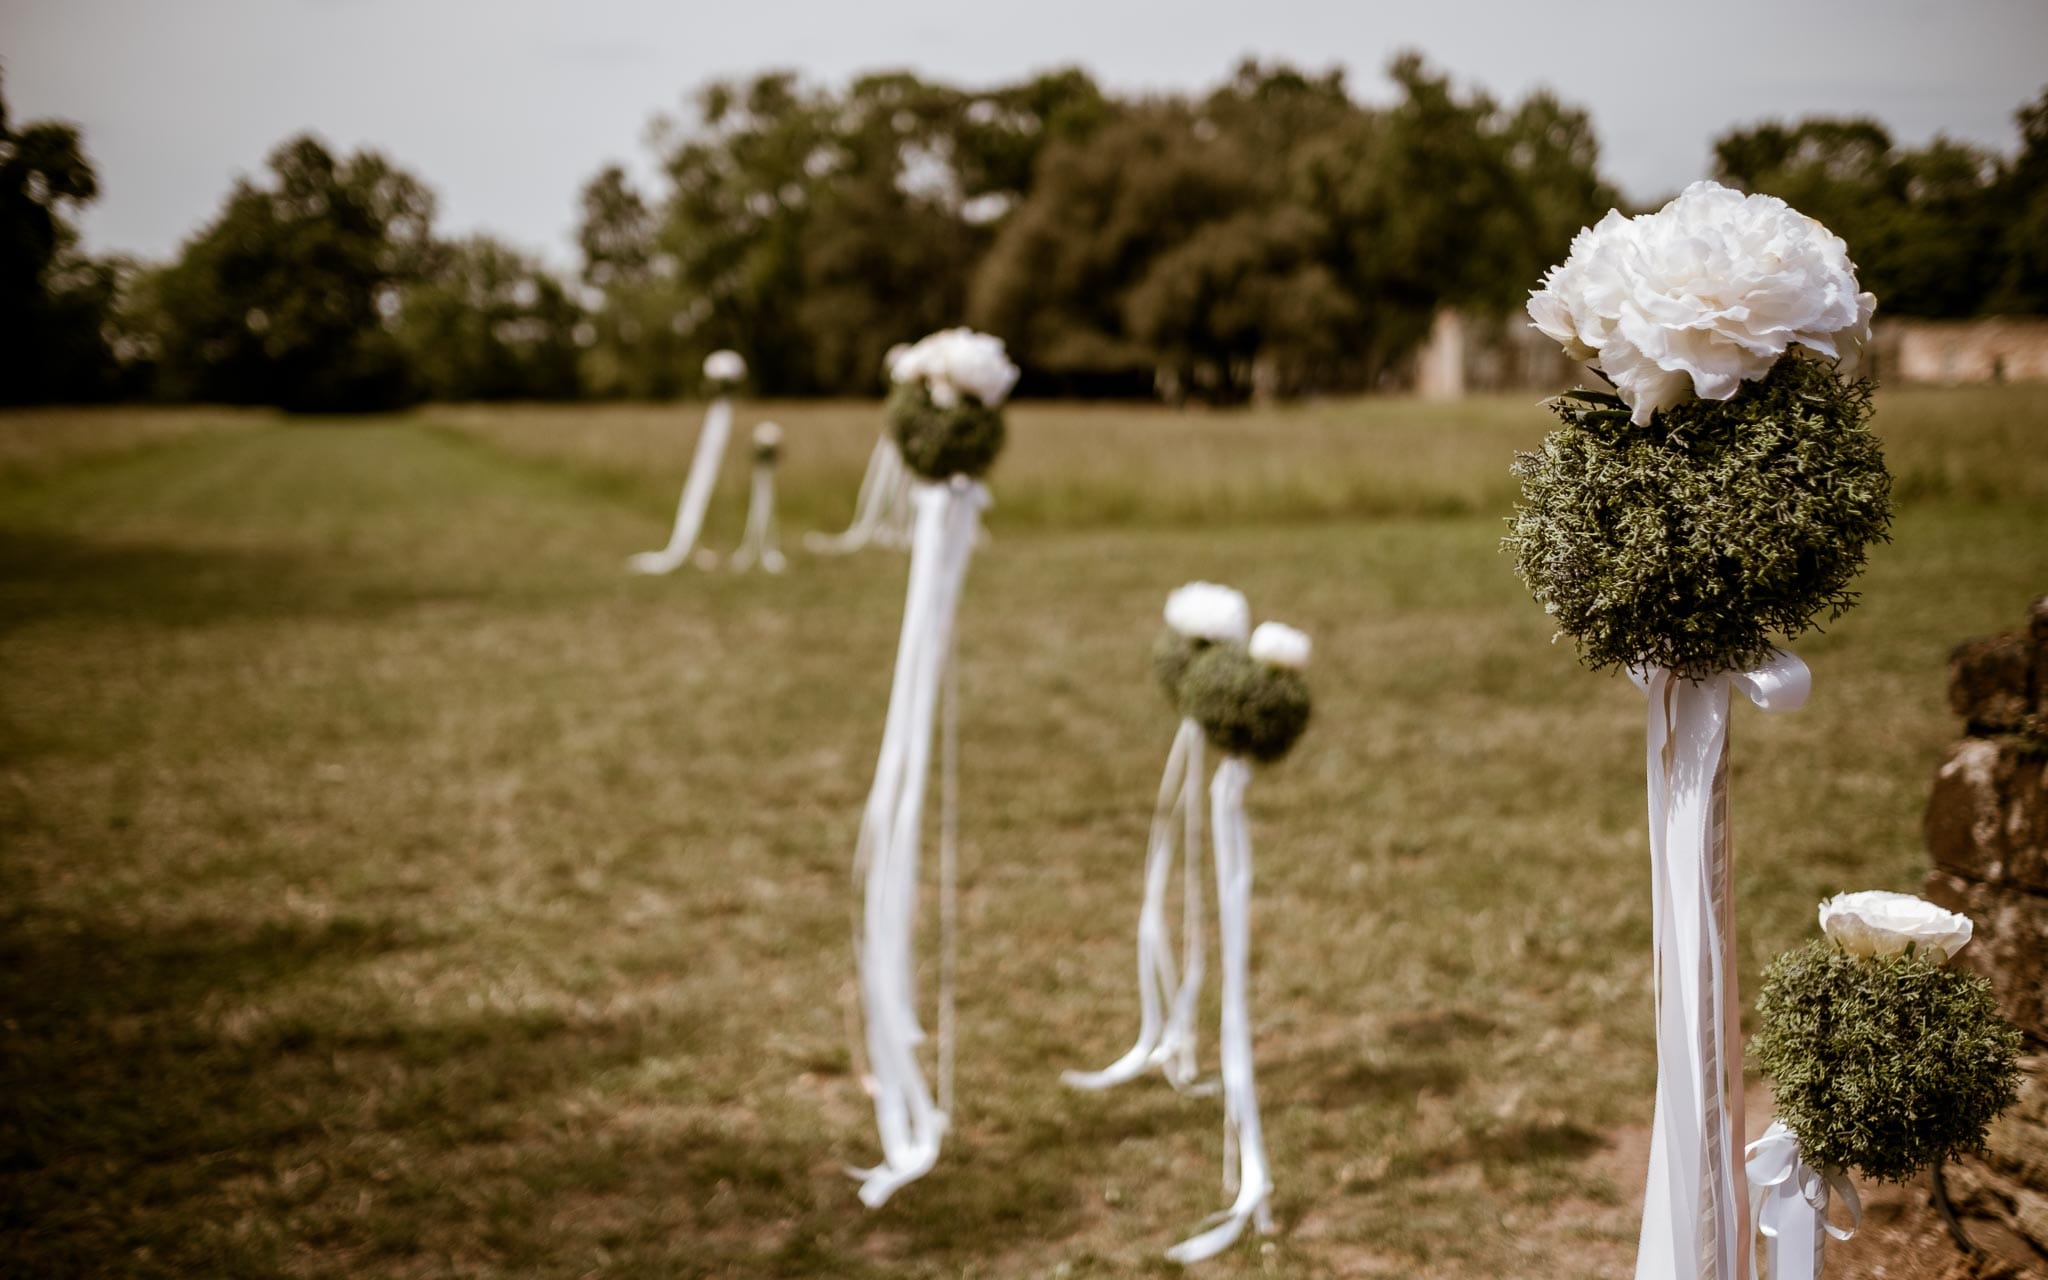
[397,236,582,401]
[1713,118,2002,317]
[1992,87,2048,313]
[154,135,436,411]
[0,75,125,404]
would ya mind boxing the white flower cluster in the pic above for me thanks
[1527,180,1876,425]
[753,421,783,450]
[1248,622,1311,671]
[889,327,1020,410]
[1164,582,1250,643]
[703,349,746,384]
[1819,891,1974,963]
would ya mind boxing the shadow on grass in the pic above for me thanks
[0,528,480,631]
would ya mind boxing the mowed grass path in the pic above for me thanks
[2,394,2043,1277]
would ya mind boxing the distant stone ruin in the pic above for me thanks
[1923,595,2048,1271]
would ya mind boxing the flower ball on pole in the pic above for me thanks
[1167,617,1312,1264]
[1747,893,2020,1279]
[847,326,1018,1208]
[1507,181,1894,1280]
[628,349,749,575]
[1065,581,1250,1096]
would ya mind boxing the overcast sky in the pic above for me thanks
[6,0,2045,268]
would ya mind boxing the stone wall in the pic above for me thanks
[1922,596,2048,1273]
[1873,317,2048,386]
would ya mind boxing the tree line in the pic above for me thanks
[7,60,2047,410]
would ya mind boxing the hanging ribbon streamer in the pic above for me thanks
[1063,717,1208,1092]
[628,396,732,575]
[726,432,786,574]
[851,477,989,1208]
[808,434,915,555]
[1629,650,1811,1280]
[1167,756,1275,1264]
[1744,1121,1860,1280]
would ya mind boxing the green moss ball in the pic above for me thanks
[1506,356,1892,678]
[1180,643,1312,763]
[1151,630,1213,707]
[886,382,1006,481]
[1751,941,2022,1183]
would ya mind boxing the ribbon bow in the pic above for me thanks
[1745,1121,1859,1280]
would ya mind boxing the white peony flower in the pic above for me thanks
[889,327,1020,409]
[1527,180,1877,425]
[1163,581,1250,643]
[703,349,746,384]
[1248,621,1311,670]
[753,421,782,450]
[1818,891,1973,963]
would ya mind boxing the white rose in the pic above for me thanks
[1163,582,1249,643]
[1527,180,1877,425]
[1818,891,1974,963]
[752,421,782,450]
[1248,621,1311,671]
[889,327,1020,409]
[703,349,746,384]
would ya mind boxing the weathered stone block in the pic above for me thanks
[2007,754,2048,894]
[1953,634,2035,732]
[1928,739,2014,883]
[1923,872,2048,1042]
[1929,740,2048,893]
[2030,594,2048,699]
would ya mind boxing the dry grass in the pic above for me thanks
[1,391,2042,1277]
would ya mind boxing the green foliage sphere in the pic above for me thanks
[1151,630,1213,708]
[885,382,1006,481]
[1751,941,2022,1184]
[1180,643,1312,763]
[1506,357,1892,678]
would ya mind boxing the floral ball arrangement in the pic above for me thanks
[1152,581,1251,705]
[1751,892,2021,1184]
[1182,622,1313,763]
[703,348,746,390]
[752,420,782,465]
[1506,181,1895,678]
[884,327,1020,481]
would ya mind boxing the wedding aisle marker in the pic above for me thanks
[627,349,745,575]
[1748,893,2018,1279]
[807,344,916,555]
[724,422,786,573]
[848,326,1018,1208]
[1508,181,1895,1280]
[1062,581,1250,1094]
[1164,619,1313,1265]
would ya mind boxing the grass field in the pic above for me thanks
[3,390,2044,1278]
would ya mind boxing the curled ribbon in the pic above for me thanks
[1745,1120,1860,1280]
[1062,716,1207,1093]
[1165,756,1274,1264]
[807,433,915,554]
[849,478,989,1207]
[629,395,733,574]
[1629,649,1811,1280]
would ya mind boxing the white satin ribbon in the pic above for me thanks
[1745,1121,1859,1280]
[725,457,786,574]
[1167,756,1275,1264]
[1630,650,1811,1280]
[807,434,915,555]
[1063,717,1207,1093]
[851,478,988,1207]
[629,396,732,574]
